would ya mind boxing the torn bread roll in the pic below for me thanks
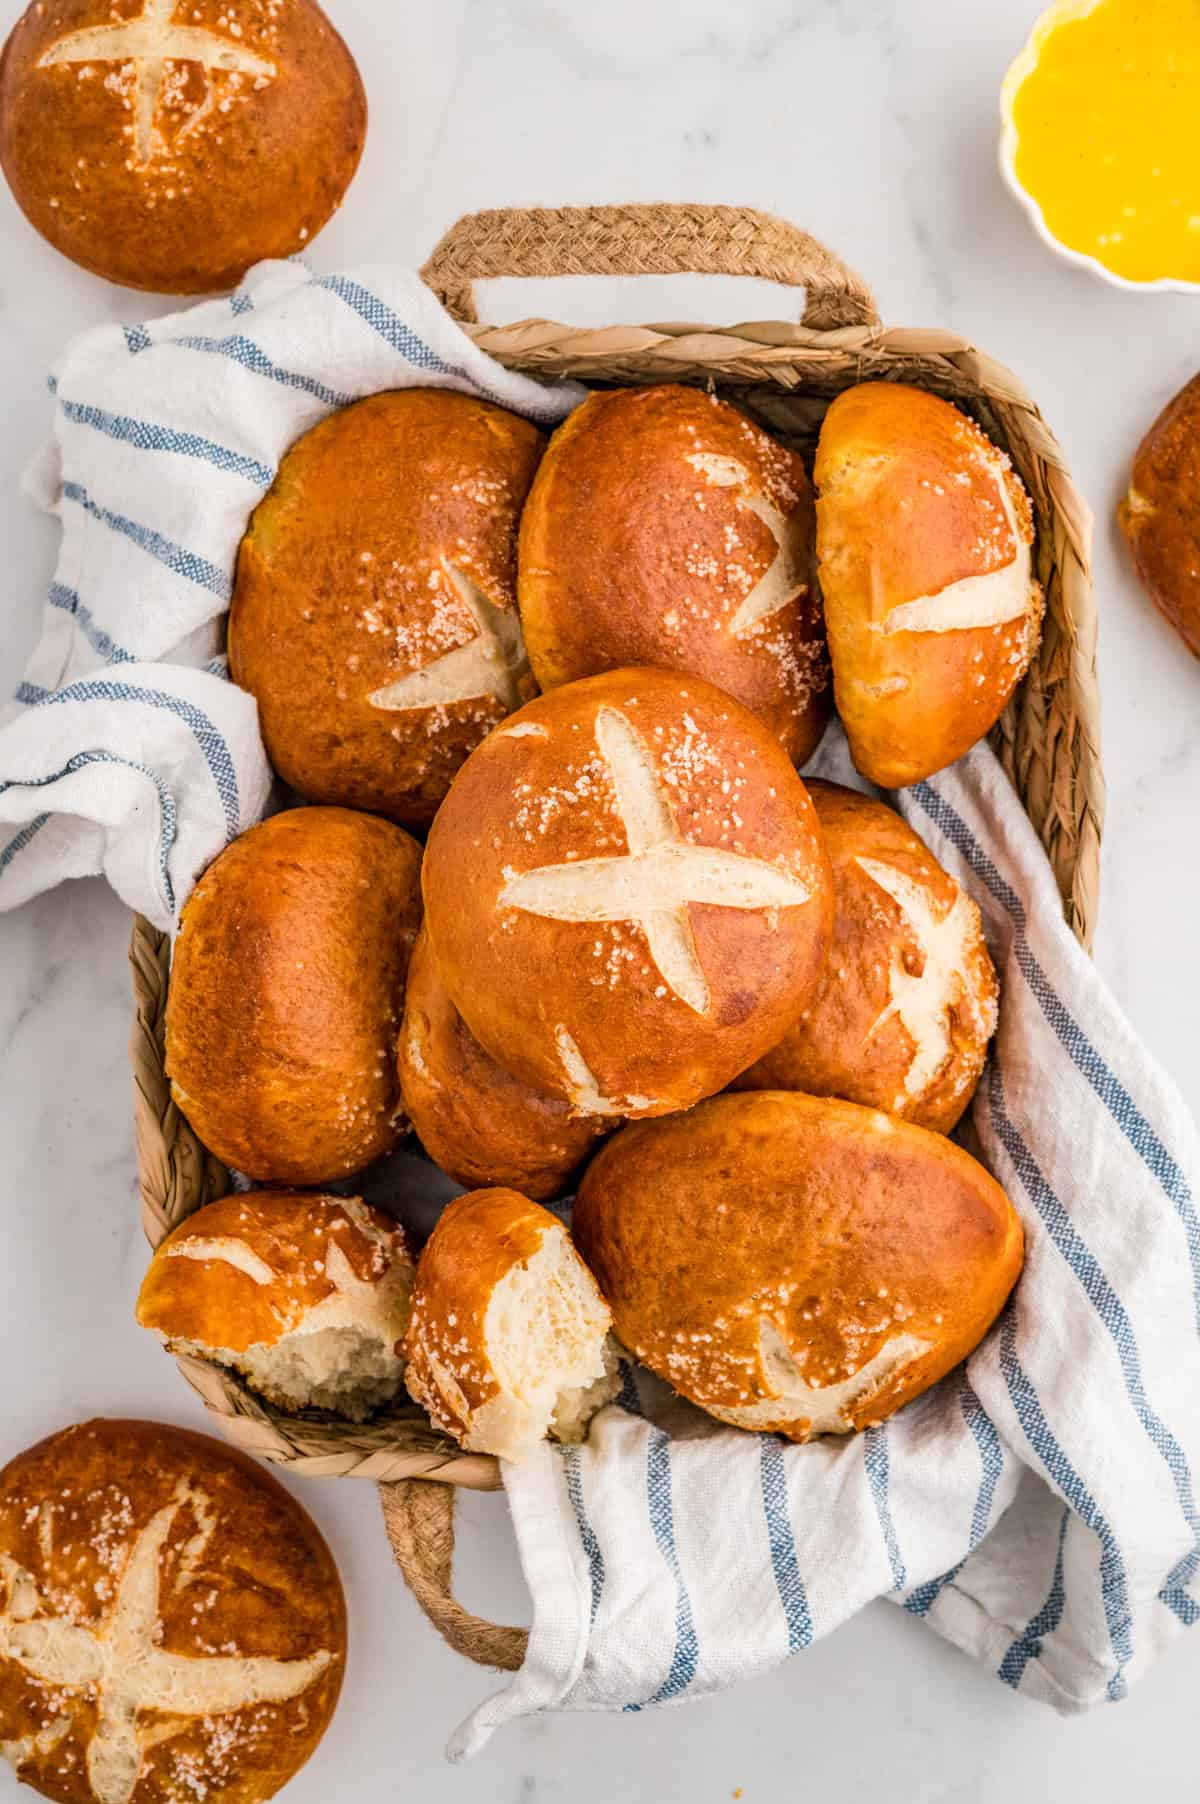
[1118,370,1200,659]
[165,806,422,1185]
[398,925,607,1200]
[404,1188,618,1463]
[573,1091,1023,1441]
[422,666,834,1119]
[735,781,998,1133]
[518,385,829,764]
[230,390,545,827]
[815,382,1043,787]
[137,1192,414,1421]
[0,1418,345,1804]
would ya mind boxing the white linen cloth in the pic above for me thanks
[3,263,1196,1754]
[455,731,1200,1754]
[0,259,583,926]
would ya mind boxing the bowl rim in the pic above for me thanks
[999,0,1200,298]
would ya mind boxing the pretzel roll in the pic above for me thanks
[230,390,545,827]
[0,0,365,294]
[405,1189,618,1463]
[816,382,1043,787]
[0,1418,345,1804]
[422,667,834,1119]
[736,782,998,1132]
[137,1192,414,1420]
[519,386,829,763]
[165,806,422,1185]
[1119,370,1200,658]
[398,926,606,1200]
[574,1092,1023,1441]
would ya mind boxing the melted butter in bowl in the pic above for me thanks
[1001,0,1200,292]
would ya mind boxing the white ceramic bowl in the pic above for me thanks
[999,0,1200,297]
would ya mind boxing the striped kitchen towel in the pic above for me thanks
[0,259,583,927]
[452,726,1200,1756]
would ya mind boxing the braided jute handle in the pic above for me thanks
[420,203,880,332]
[380,1480,529,1671]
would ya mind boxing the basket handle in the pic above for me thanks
[420,203,880,332]
[380,1479,529,1671]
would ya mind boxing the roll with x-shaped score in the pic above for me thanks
[422,666,834,1120]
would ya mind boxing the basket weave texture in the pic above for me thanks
[129,203,1103,1668]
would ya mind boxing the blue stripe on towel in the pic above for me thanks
[864,1424,906,1591]
[61,482,231,601]
[48,584,135,665]
[123,324,153,355]
[759,1437,813,1650]
[230,290,254,317]
[997,1311,1131,1697]
[1160,1588,1200,1626]
[60,399,274,491]
[905,1379,1005,1617]
[0,749,177,908]
[625,1429,699,1709]
[19,678,239,840]
[999,1504,1071,1689]
[988,1065,1200,1593]
[911,782,1200,1335]
[0,814,50,875]
[174,330,356,410]
[561,1445,605,1626]
[616,1358,644,1416]
[15,681,49,705]
[313,273,453,372]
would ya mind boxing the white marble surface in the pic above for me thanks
[1,0,1198,1796]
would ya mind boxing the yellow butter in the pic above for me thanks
[1003,0,1200,286]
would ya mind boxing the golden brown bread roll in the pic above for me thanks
[816,382,1043,787]
[230,390,545,827]
[137,1191,414,1420]
[165,806,422,1185]
[404,1189,617,1463]
[735,781,997,1132]
[398,926,606,1200]
[0,0,365,293]
[519,386,829,764]
[422,667,834,1119]
[0,1418,345,1804]
[1118,370,1200,658]
[573,1091,1023,1440]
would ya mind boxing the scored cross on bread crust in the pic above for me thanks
[816,382,1043,788]
[230,390,545,827]
[0,1420,345,1804]
[0,0,367,293]
[518,386,830,764]
[573,1092,1023,1442]
[422,667,833,1119]
[738,782,998,1134]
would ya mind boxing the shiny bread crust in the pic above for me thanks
[519,385,829,763]
[816,382,1042,787]
[398,926,605,1200]
[1118,370,1200,659]
[165,806,422,1185]
[422,667,834,1118]
[0,1418,345,1804]
[230,390,545,826]
[736,781,998,1133]
[573,1091,1023,1440]
[136,1190,413,1356]
[0,0,366,293]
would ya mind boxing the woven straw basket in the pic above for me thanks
[128,204,1103,1669]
